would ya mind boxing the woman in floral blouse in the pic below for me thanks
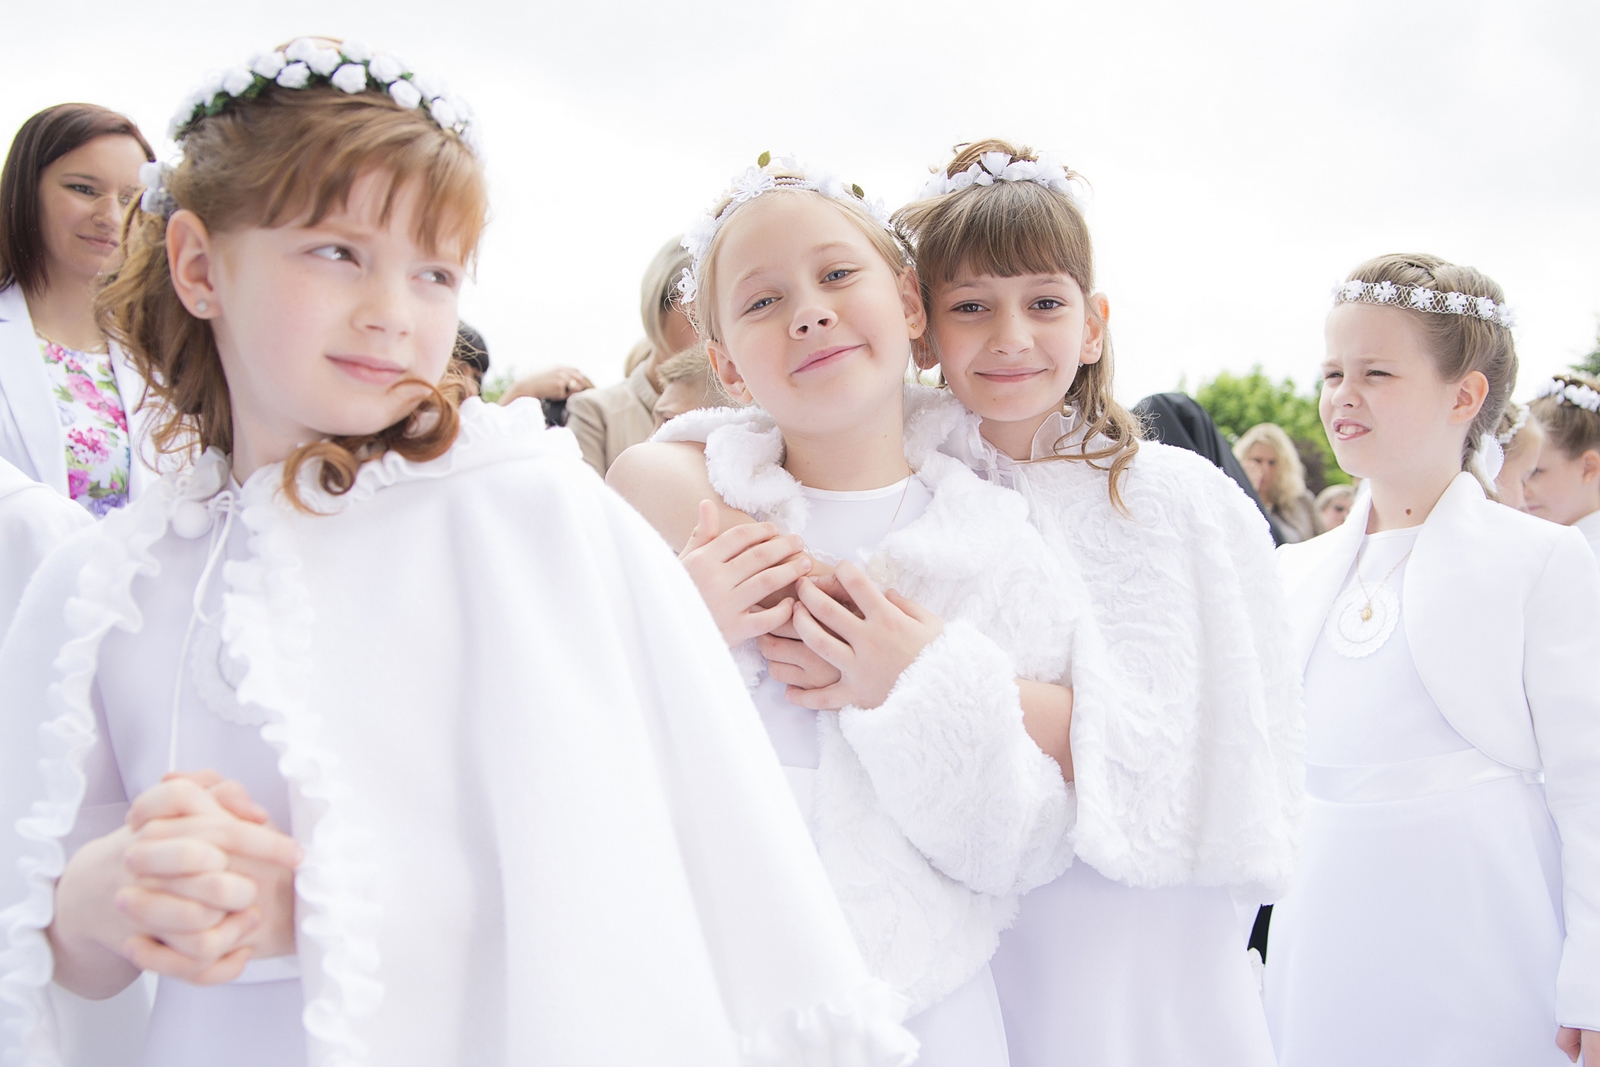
[0,103,155,513]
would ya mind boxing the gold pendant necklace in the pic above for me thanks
[1354,548,1412,621]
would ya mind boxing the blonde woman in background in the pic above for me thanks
[566,236,698,475]
[1237,422,1319,542]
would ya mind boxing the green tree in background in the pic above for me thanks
[1192,366,1351,492]
[1575,321,1600,377]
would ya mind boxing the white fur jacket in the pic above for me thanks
[655,386,1084,1012]
[943,410,1306,899]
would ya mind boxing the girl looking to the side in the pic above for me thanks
[1265,254,1600,1066]
[887,140,1303,1067]
[609,155,1087,1067]
[1525,373,1600,557]
[1491,399,1543,511]
[0,44,916,1067]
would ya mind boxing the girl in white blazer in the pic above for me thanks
[0,104,157,507]
[1263,253,1600,1067]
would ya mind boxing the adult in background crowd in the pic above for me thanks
[1236,422,1320,542]
[0,104,155,513]
[566,236,696,475]
[651,346,724,426]
[1134,392,1287,544]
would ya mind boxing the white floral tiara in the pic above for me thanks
[1534,377,1600,414]
[915,150,1076,201]
[1332,279,1516,329]
[141,38,477,217]
[677,152,892,304]
[1495,401,1529,446]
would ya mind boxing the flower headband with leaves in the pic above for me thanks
[676,152,892,303]
[140,38,478,217]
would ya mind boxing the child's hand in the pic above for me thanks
[787,562,944,711]
[679,500,813,645]
[1556,1026,1598,1063]
[758,633,844,692]
[117,775,300,983]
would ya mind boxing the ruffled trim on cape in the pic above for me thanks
[0,473,173,1065]
[740,979,919,1066]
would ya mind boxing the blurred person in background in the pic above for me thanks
[1134,391,1287,544]
[1491,400,1542,512]
[566,236,696,475]
[1313,483,1353,530]
[0,104,155,513]
[651,345,724,426]
[1526,374,1600,558]
[1236,422,1319,542]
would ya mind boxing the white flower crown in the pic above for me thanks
[140,38,478,217]
[915,150,1076,201]
[1534,377,1600,414]
[677,152,892,304]
[1332,279,1516,329]
[1495,401,1529,446]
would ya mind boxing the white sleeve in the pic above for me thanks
[1524,531,1600,1031]
[838,620,1074,898]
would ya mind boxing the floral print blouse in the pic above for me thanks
[38,337,131,515]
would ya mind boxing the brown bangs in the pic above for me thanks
[184,88,485,262]
[906,181,1094,298]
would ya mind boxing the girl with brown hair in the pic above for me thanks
[0,40,915,1067]
[895,140,1304,1066]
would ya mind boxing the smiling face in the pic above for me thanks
[705,191,921,439]
[36,134,149,287]
[171,170,465,471]
[1320,302,1483,485]
[927,270,1103,453]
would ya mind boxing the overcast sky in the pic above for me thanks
[7,0,1597,404]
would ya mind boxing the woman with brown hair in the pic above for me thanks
[0,104,154,512]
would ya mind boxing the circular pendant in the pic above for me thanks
[1326,582,1401,658]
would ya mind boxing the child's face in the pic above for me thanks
[1493,424,1543,511]
[1320,303,1482,484]
[707,193,922,438]
[1523,439,1600,524]
[179,171,464,466]
[927,270,1103,432]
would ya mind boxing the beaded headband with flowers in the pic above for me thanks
[1534,376,1600,414]
[914,150,1078,202]
[139,38,478,218]
[1332,279,1516,330]
[676,152,892,304]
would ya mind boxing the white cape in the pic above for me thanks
[0,456,91,639]
[0,399,916,1067]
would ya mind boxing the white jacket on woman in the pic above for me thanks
[0,283,157,499]
[1276,472,1600,1028]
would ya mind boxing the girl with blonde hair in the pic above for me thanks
[1525,373,1600,557]
[0,43,914,1066]
[886,139,1302,1066]
[1266,254,1600,1066]
[611,153,1091,1065]
[1235,422,1319,541]
[1492,399,1543,511]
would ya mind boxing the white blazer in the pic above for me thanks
[1278,471,1600,1023]
[0,282,156,500]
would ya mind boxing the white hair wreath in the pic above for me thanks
[1534,377,1600,413]
[140,38,478,217]
[676,152,892,304]
[1332,279,1516,330]
[914,150,1077,202]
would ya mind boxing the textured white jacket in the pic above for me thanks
[943,411,1306,899]
[0,399,917,1067]
[657,386,1083,1012]
[1278,473,1600,1028]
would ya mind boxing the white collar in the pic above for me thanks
[945,409,1079,489]
[1574,509,1600,541]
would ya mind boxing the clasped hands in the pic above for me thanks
[679,500,943,711]
[49,771,301,995]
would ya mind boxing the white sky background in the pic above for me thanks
[5,0,1597,404]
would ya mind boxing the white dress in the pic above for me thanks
[751,476,1010,1067]
[1264,527,1570,1066]
[942,411,1302,1067]
[1575,509,1600,561]
[0,400,919,1067]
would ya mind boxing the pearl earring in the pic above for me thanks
[195,300,208,313]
